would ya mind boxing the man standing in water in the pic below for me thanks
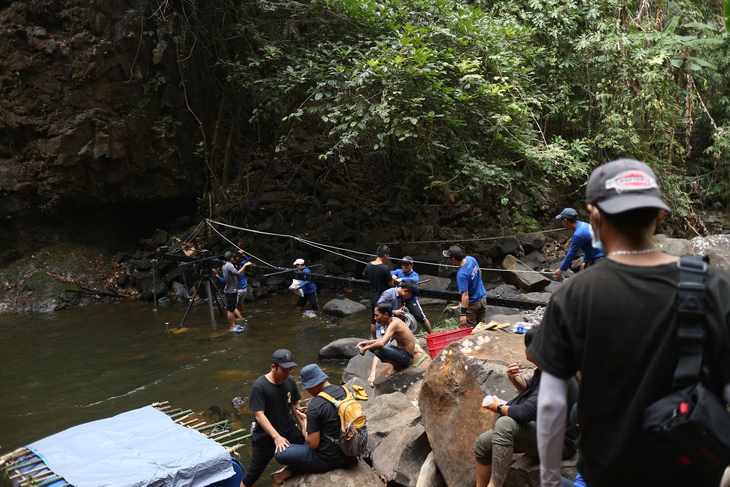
[363,245,394,339]
[220,251,245,332]
[243,349,305,487]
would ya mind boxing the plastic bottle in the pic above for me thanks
[482,395,494,406]
[511,322,533,334]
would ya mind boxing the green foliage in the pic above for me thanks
[220,0,730,213]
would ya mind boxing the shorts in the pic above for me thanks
[225,292,237,312]
[465,298,487,327]
[404,298,427,324]
[236,287,248,305]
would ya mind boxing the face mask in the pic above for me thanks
[589,216,606,255]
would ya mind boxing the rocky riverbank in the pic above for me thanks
[2,228,730,315]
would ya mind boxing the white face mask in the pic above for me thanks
[589,215,606,255]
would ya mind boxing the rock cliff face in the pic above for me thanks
[0,0,207,253]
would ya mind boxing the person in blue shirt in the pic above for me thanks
[443,245,487,327]
[234,249,253,315]
[392,257,431,333]
[554,208,604,278]
[293,258,318,311]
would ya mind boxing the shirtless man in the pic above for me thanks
[357,301,416,377]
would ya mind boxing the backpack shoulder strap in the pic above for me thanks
[673,255,708,389]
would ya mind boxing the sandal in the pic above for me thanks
[271,466,293,485]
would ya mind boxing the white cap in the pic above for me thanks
[293,258,305,266]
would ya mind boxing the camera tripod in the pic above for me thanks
[178,272,227,328]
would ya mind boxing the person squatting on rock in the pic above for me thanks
[271,364,357,484]
[553,207,605,278]
[474,326,578,487]
[363,245,395,339]
[243,349,305,487]
[357,301,416,379]
[443,245,487,327]
[391,256,432,333]
[531,158,730,487]
[214,250,248,332]
[293,258,319,311]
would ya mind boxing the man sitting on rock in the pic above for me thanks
[474,326,578,487]
[271,364,356,485]
[357,301,416,379]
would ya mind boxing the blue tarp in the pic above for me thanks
[27,406,234,487]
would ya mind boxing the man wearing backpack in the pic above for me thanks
[530,159,730,487]
[272,364,357,484]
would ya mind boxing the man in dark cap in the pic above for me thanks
[554,207,604,278]
[271,364,355,484]
[530,159,730,487]
[243,349,305,487]
[221,250,244,332]
[443,245,487,327]
[392,256,432,334]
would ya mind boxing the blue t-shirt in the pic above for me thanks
[456,256,487,303]
[393,269,420,282]
[236,255,250,289]
[559,220,604,271]
[298,267,317,294]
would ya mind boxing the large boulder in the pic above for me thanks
[364,392,422,452]
[685,234,730,271]
[415,452,447,487]
[322,298,367,317]
[419,330,529,486]
[365,391,431,486]
[283,459,384,486]
[370,423,431,487]
[319,337,362,359]
[501,255,550,292]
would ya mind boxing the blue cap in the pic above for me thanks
[300,364,329,389]
[555,208,578,220]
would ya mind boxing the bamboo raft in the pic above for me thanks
[0,402,250,487]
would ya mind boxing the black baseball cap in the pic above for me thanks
[442,245,464,260]
[401,256,414,264]
[271,349,297,368]
[586,159,670,214]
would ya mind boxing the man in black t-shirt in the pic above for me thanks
[530,159,730,487]
[243,349,305,487]
[272,364,355,484]
[363,244,394,339]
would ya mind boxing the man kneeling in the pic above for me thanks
[272,364,356,484]
[474,326,578,487]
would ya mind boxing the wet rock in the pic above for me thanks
[322,297,366,317]
[135,271,167,301]
[319,337,362,359]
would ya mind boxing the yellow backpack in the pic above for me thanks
[318,387,368,457]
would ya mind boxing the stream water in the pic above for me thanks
[0,293,375,485]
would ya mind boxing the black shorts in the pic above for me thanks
[225,292,237,312]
